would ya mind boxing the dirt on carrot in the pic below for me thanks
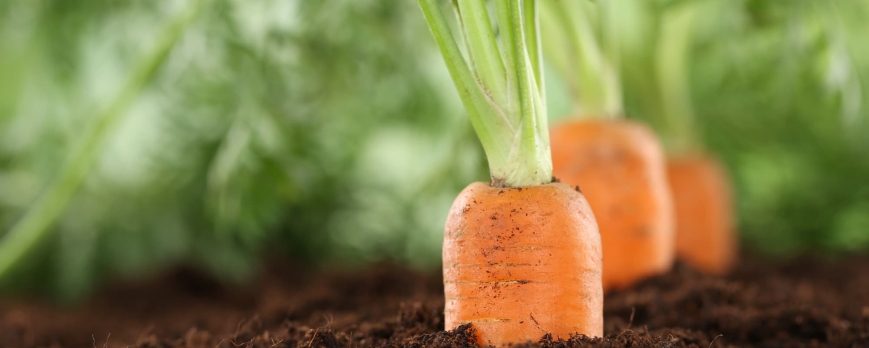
[443,182,603,345]
[2,256,869,348]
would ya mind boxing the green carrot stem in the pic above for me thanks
[0,0,207,279]
[419,0,551,187]
[540,0,623,118]
[656,3,700,154]
[456,0,507,107]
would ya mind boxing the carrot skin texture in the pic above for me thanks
[444,182,603,346]
[668,155,737,275]
[550,119,675,291]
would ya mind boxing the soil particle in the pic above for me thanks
[1,257,868,347]
[491,178,508,188]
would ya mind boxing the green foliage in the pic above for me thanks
[0,0,207,294]
[540,0,623,118]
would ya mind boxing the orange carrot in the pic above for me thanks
[667,154,736,275]
[419,0,603,344]
[551,119,674,291]
[444,182,603,346]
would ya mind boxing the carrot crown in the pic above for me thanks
[418,0,551,187]
[540,1,622,119]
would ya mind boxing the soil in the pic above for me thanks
[1,256,869,348]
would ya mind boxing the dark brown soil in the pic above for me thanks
[2,256,869,348]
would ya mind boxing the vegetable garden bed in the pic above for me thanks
[2,256,867,347]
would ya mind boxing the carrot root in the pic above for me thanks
[444,182,603,346]
[551,119,675,291]
[668,154,737,275]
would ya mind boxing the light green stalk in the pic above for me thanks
[540,0,623,118]
[815,1,864,133]
[419,0,550,187]
[656,3,700,154]
[0,0,207,279]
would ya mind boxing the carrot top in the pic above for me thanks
[418,0,551,187]
[540,0,622,119]
[655,4,701,154]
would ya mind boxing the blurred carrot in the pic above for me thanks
[550,119,674,290]
[667,154,736,274]
[542,0,674,291]
[419,0,603,344]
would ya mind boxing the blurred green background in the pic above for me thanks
[0,0,867,300]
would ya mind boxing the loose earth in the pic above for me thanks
[1,256,868,347]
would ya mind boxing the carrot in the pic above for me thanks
[419,0,603,344]
[444,183,603,346]
[550,119,674,291]
[667,154,736,275]
[541,1,674,291]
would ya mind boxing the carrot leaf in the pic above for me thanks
[418,0,550,187]
[656,3,700,154]
[540,0,622,118]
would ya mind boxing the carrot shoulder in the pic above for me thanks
[668,154,736,275]
[551,119,674,291]
[444,182,602,346]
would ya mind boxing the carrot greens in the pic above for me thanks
[540,0,622,119]
[418,0,550,187]
[656,3,701,154]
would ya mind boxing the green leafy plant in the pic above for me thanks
[0,0,208,284]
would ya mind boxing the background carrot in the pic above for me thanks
[668,154,735,274]
[550,120,673,291]
[541,0,674,291]
[418,0,603,344]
